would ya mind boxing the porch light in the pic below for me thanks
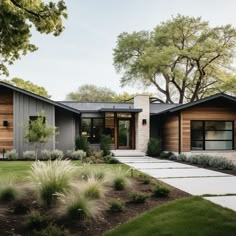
[3,121,8,127]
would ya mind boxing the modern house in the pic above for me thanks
[1,81,236,158]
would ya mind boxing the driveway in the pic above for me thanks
[116,156,236,212]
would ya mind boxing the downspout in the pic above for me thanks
[178,112,181,154]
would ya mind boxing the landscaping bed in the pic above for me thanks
[0,161,189,236]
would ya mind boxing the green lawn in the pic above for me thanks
[0,161,127,180]
[106,196,236,236]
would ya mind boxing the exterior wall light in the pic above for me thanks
[3,121,8,127]
[142,119,147,125]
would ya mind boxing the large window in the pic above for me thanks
[191,121,233,150]
[104,113,115,142]
[81,118,103,143]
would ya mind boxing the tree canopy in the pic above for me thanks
[2,78,50,98]
[113,15,236,103]
[0,0,67,76]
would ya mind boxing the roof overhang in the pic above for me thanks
[99,108,142,113]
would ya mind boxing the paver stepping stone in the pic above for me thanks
[204,196,236,211]
[130,162,197,169]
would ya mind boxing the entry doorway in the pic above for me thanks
[117,119,132,149]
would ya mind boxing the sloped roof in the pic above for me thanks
[0,81,80,114]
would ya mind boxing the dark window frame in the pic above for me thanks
[191,120,234,150]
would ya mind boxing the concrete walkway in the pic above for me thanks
[116,156,236,212]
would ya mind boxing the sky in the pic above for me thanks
[6,0,236,100]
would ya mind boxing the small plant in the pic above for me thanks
[109,199,124,213]
[30,160,77,205]
[58,186,104,221]
[160,151,173,159]
[23,150,36,160]
[50,149,64,160]
[0,187,17,201]
[113,177,126,190]
[176,154,187,162]
[129,192,149,203]
[66,150,86,160]
[103,155,112,163]
[139,174,151,184]
[147,138,161,157]
[40,150,51,160]
[169,154,177,160]
[111,167,131,191]
[25,210,50,230]
[153,184,170,198]
[75,136,89,153]
[100,135,112,156]
[13,201,29,214]
[107,157,120,164]
[5,149,18,160]
[33,224,71,236]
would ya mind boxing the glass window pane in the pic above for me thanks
[205,131,232,140]
[104,117,114,142]
[191,130,203,140]
[191,121,203,130]
[92,118,103,143]
[105,112,114,118]
[117,113,132,118]
[81,118,91,138]
[205,121,232,130]
[205,141,233,150]
[191,141,203,150]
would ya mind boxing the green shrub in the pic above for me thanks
[109,199,124,213]
[139,174,151,184]
[50,150,64,160]
[33,224,71,236]
[30,160,77,206]
[66,150,86,160]
[176,154,187,162]
[160,151,173,159]
[129,192,149,203]
[100,135,112,156]
[153,184,170,198]
[75,136,89,153]
[25,211,50,230]
[13,201,29,214]
[40,150,51,160]
[107,157,120,164]
[113,177,126,191]
[147,138,161,157]
[111,167,131,191]
[23,150,36,160]
[209,156,234,170]
[187,155,199,164]
[5,149,18,160]
[169,154,177,160]
[0,187,17,201]
[103,155,112,163]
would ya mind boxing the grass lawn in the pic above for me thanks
[0,161,128,180]
[105,196,236,236]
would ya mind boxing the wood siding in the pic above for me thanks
[163,115,179,152]
[0,90,13,152]
[181,102,236,152]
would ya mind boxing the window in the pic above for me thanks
[104,113,115,142]
[81,118,103,143]
[191,121,233,150]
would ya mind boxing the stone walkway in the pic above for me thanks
[116,156,236,212]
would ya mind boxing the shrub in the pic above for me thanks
[75,136,89,153]
[109,199,124,213]
[111,167,131,191]
[50,150,64,160]
[139,174,151,184]
[209,156,234,170]
[176,154,187,162]
[103,155,112,163]
[13,201,29,214]
[40,150,51,160]
[196,155,210,167]
[107,157,120,164]
[147,138,161,157]
[0,187,17,201]
[188,155,201,164]
[25,210,50,230]
[58,186,104,221]
[129,192,149,203]
[23,150,36,160]
[30,160,77,206]
[160,151,173,159]
[169,154,177,160]
[153,184,170,198]
[100,135,112,156]
[113,177,126,191]
[33,224,71,236]
[66,150,86,160]
[5,149,18,160]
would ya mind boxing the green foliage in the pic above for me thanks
[5,149,18,160]
[147,138,161,157]
[75,136,89,153]
[66,150,86,160]
[0,0,67,76]
[113,177,126,191]
[30,160,77,206]
[25,211,50,230]
[3,78,50,97]
[153,185,170,198]
[111,167,131,191]
[23,151,36,160]
[103,155,112,163]
[129,192,149,204]
[33,224,71,236]
[107,157,120,164]
[100,135,112,156]
[160,151,173,159]
[109,199,125,213]
[138,174,151,184]
[24,112,57,160]
[50,150,64,160]
[113,15,236,103]
[0,186,17,201]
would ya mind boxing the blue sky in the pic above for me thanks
[7,0,236,100]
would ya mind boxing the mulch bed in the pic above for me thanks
[0,178,190,236]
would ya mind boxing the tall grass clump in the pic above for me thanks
[30,160,77,206]
[111,167,132,191]
[0,177,18,201]
[58,186,105,221]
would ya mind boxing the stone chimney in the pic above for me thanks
[133,95,150,152]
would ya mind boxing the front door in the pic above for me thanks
[117,119,131,149]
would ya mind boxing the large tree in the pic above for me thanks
[2,77,50,97]
[0,0,67,76]
[113,15,236,103]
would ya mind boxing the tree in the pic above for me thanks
[2,78,50,98]
[67,84,117,102]
[113,15,236,104]
[0,0,67,76]
[24,112,57,161]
